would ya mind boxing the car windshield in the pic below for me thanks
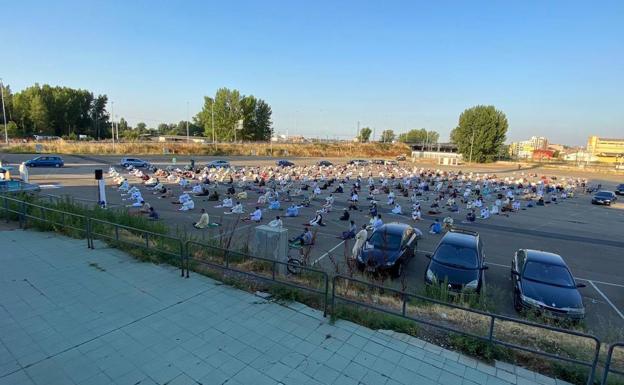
[595,192,612,198]
[523,261,575,288]
[432,244,479,269]
[368,231,402,251]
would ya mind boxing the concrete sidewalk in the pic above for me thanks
[0,230,566,385]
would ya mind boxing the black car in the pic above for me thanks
[512,249,585,320]
[317,160,333,167]
[615,184,624,196]
[356,223,418,278]
[591,191,616,205]
[276,160,294,167]
[425,228,488,293]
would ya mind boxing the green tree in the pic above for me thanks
[450,105,508,163]
[397,128,439,144]
[380,129,395,143]
[197,88,271,142]
[358,127,372,143]
[135,122,147,132]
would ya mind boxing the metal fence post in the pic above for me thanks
[180,241,186,278]
[488,317,495,342]
[323,274,329,318]
[272,260,276,281]
[86,215,91,249]
[3,196,8,223]
[330,275,337,318]
[19,200,26,228]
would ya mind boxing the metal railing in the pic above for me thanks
[331,274,602,385]
[89,218,186,277]
[602,343,624,384]
[185,240,329,316]
[3,193,624,384]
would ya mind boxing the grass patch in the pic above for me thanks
[2,141,411,158]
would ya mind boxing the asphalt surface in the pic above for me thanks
[2,153,624,340]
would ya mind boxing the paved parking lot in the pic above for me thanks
[2,153,623,340]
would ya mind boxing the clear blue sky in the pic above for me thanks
[2,0,622,145]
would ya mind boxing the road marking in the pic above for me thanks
[311,240,346,266]
[588,281,624,320]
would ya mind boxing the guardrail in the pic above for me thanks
[331,275,602,385]
[185,240,329,316]
[2,193,624,384]
[602,343,624,384]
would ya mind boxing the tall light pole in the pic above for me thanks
[468,130,476,164]
[186,101,190,143]
[1,78,8,145]
[111,101,115,148]
[211,100,216,150]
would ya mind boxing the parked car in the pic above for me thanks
[371,159,385,165]
[384,160,398,166]
[120,157,149,168]
[349,159,369,166]
[276,159,294,167]
[356,223,418,278]
[317,160,333,167]
[425,228,488,293]
[396,155,407,161]
[591,191,617,205]
[511,249,585,320]
[615,184,624,196]
[25,155,64,168]
[206,160,231,168]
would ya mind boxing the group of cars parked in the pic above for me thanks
[357,225,586,320]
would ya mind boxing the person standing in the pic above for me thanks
[352,225,368,260]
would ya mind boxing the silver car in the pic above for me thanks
[206,160,231,168]
[120,157,149,168]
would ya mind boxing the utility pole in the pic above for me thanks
[468,130,476,164]
[0,78,7,145]
[186,101,190,143]
[211,101,216,150]
[111,101,115,148]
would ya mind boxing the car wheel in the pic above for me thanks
[391,262,403,279]
[513,291,522,312]
[123,163,129,167]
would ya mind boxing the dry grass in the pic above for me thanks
[3,140,411,158]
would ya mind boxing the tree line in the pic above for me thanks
[356,127,440,144]
[0,84,273,142]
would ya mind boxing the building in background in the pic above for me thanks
[509,136,549,159]
[586,136,624,163]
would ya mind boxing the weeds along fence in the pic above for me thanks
[2,193,624,385]
[332,275,607,385]
[185,240,329,316]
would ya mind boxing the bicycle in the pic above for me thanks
[286,242,310,274]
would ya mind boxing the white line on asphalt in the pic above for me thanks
[588,281,624,320]
[311,240,346,266]
[419,250,624,289]
[484,261,624,288]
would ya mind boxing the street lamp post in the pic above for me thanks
[468,130,476,164]
[186,101,190,143]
